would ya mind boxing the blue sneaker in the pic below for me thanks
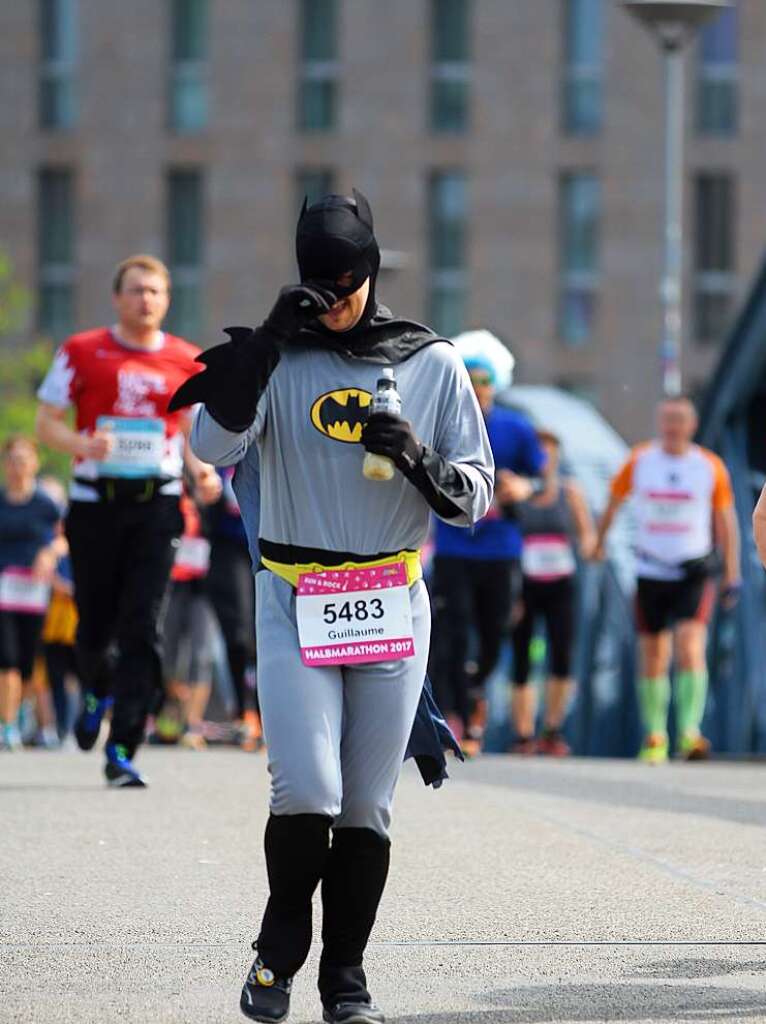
[2,723,22,750]
[104,743,147,788]
[74,693,113,751]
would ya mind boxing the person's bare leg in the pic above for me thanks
[30,659,57,738]
[640,631,672,682]
[0,669,23,746]
[181,681,211,749]
[186,681,211,726]
[167,679,191,712]
[543,676,573,731]
[511,685,537,745]
[538,677,575,756]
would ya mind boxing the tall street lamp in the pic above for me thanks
[621,1,731,397]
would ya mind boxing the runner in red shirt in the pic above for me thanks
[35,254,221,786]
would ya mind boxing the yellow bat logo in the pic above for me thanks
[310,388,373,443]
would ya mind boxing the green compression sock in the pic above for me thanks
[675,669,708,737]
[637,676,671,736]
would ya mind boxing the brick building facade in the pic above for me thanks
[1,0,764,439]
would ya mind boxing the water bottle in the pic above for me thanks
[363,367,401,482]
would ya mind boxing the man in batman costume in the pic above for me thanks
[171,190,493,1024]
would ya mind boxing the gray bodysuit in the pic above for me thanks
[192,337,493,836]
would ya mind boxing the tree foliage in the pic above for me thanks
[0,251,72,480]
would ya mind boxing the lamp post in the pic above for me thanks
[621,1,731,397]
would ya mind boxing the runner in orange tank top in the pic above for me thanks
[594,396,741,763]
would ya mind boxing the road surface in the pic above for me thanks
[3,749,765,1023]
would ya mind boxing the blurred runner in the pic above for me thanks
[159,492,216,749]
[41,547,79,744]
[428,330,545,755]
[0,437,60,750]
[37,475,79,745]
[595,396,740,763]
[205,466,261,750]
[511,430,595,755]
[35,254,221,787]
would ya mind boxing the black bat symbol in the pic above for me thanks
[319,393,370,435]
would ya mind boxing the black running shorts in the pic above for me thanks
[0,610,45,678]
[635,576,716,635]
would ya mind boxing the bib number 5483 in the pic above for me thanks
[322,598,384,625]
[296,561,415,667]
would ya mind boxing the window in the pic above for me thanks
[38,168,75,339]
[697,4,738,137]
[169,0,208,134]
[428,172,468,336]
[430,0,470,134]
[296,168,335,211]
[166,170,204,340]
[562,0,603,136]
[559,173,601,346]
[298,0,338,133]
[39,0,77,131]
[694,174,736,344]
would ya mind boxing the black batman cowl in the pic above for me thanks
[295,189,449,365]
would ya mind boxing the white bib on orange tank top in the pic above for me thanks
[610,441,733,581]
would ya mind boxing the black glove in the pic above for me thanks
[362,413,472,520]
[262,282,337,342]
[361,413,424,473]
[168,283,336,431]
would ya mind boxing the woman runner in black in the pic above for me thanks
[511,430,595,755]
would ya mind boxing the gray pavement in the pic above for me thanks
[2,749,766,1023]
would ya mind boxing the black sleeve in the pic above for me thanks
[168,326,280,433]
[403,446,476,521]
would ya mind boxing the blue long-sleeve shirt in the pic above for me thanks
[434,405,545,561]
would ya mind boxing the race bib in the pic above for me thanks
[97,416,165,478]
[522,535,576,580]
[0,568,50,614]
[296,561,415,667]
[174,536,211,577]
[644,492,694,534]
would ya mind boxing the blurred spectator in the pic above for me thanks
[0,437,61,750]
[158,493,216,749]
[36,475,79,744]
[510,430,595,755]
[204,466,261,751]
[428,331,545,755]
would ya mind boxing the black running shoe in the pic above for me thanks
[104,743,147,788]
[74,693,113,751]
[322,1001,385,1024]
[240,954,293,1023]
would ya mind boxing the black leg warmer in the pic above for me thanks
[319,827,391,1008]
[256,813,332,977]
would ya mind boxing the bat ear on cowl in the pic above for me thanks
[352,188,373,231]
